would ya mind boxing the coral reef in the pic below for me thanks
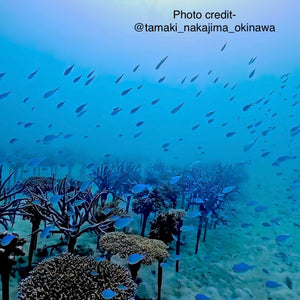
[18,253,136,300]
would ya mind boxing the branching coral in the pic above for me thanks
[18,253,136,300]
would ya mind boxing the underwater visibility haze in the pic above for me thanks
[0,0,299,299]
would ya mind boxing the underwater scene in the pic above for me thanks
[0,0,299,299]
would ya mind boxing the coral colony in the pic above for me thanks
[0,161,243,300]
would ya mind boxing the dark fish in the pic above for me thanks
[208,119,214,123]
[136,121,144,127]
[43,87,59,99]
[64,134,73,139]
[23,97,29,103]
[9,138,17,144]
[248,57,257,65]
[171,102,184,114]
[192,123,200,131]
[224,83,229,88]
[181,76,187,84]
[156,56,168,70]
[64,64,74,76]
[73,75,82,83]
[254,120,263,127]
[0,72,6,80]
[0,91,12,100]
[226,132,236,138]
[28,69,39,80]
[249,69,256,78]
[152,98,160,105]
[222,122,227,127]
[158,76,166,83]
[206,111,215,118]
[191,74,199,82]
[137,84,143,90]
[85,76,95,86]
[250,129,256,134]
[121,88,133,96]
[43,134,58,144]
[213,77,219,83]
[243,103,252,112]
[133,132,143,138]
[208,70,212,75]
[256,97,264,104]
[243,139,257,152]
[130,105,141,114]
[87,70,95,78]
[261,129,270,136]
[196,91,202,97]
[115,74,124,84]
[56,101,65,109]
[266,281,281,288]
[232,83,237,90]
[261,151,270,157]
[254,205,267,212]
[75,103,87,113]
[221,43,227,51]
[232,263,253,273]
[111,108,122,116]
[162,143,170,148]
[24,122,34,128]
[230,96,235,101]
[133,65,140,72]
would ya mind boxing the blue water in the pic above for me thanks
[0,1,299,299]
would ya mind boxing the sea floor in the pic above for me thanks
[1,165,299,300]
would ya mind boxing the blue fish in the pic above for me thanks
[85,76,95,86]
[51,194,62,205]
[156,56,168,70]
[102,289,118,299]
[192,123,200,131]
[73,75,82,83]
[87,70,95,78]
[266,281,281,288]
[171,102,184,114]
[114,217,134,229]
[40,225,54,239]
[64,64,74,76]
[28,69,39,79]
[169,175,182,184]
[133,132,142,138]
[75,103,87,114]
[196,295,210,300]
[1,234,16,247]
[232,263,253,273]
[0,91,12,100]
[43,87,59,99]
[191,74,199,82]
[158,76,166,83]
[152,98,160,105]
[0,72,6,79]
[128,253,145,264]
[130,105,142,114]
[56,101,65,109]
[221,42,227,51]
[249,69,256,78]
[121,88,133,96]
[136,121,144,127]
[133,65,140,72]
[115,73,124,84]
[275,234,290,243]
[226,132,236,138]
[132,184,149,194]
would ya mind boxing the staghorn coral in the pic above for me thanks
[21,176,54,196]
[100,232,169,266]
[18,253,136,300]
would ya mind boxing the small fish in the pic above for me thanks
[275,234,290,243]
[51,194,62,205]
[196,91,202,97]
[191,74,199,82]
[261,151,270,157]
[156,56,168,70]
[132,184,149,194]
[43,87,59,99]
[243,139,257,152]
[128,253,145,265]
[73,75,82,83]
[130,105,141,114]
[171,102,184,114]
[40,225,54,239]
[75,103,87,114]
[169,175,182,184]
[254,205,268,212]
[43,134,58,144]
[117,285,128,291]
[29,157,44,167]
[1,234,16,247]
[206,111,215,118]
[133,65,140,72]
[221,42,227,51]
[158,76,166,83]
[226,132,236,138]
[87,70,95,78]
[249,69,256,78]
[224,82,229,88]
[136,121,144,127]
[23,97,29,103]
[64,134,72,139]
[64,64,74,76]
[114,217,134,229]
[0,72,6,80]
[85,76,95,86]
[181,76,187,84]
[192,123,200,131]
[133,132,142,138]
[111,108,122,116]
[102,289,118,299]
[24,122,34,128]
[115,74,124,84]
[232,263,253,273]
[196,294,210,300]
[137,84,143,90]
[243,103,253,112]
[266,281,281,288]
[222,186,237,194]
[0,91,12,100]
[9,138,18,144]
[56,101,65,109]
[121,88,133,96]
[28,69,39,80]
[213,77,219,83]
[152,98,160,105]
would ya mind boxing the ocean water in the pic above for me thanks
[0,0,299,299]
